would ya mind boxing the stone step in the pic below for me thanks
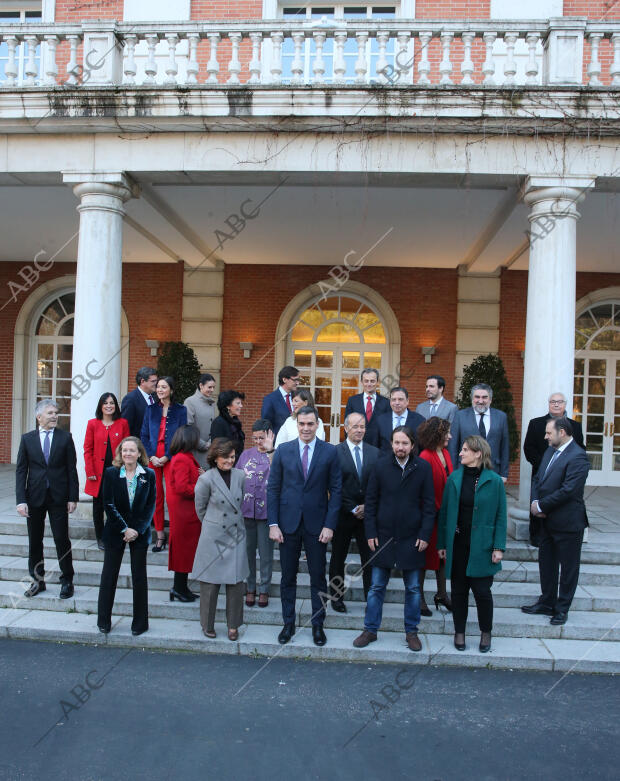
[0,607,618,673]
[2,555,620,612]
[2,534,619,588]
[1,578,618,642]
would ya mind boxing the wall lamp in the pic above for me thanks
[421,346,436,364]
[145,339,159,357]
[240,342,254,359]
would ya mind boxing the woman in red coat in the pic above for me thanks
[167,425,204,602]
[84,393,130,549]
[417,416,453,615]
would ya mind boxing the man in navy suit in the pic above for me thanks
[120,367,158,438]
[344,368,391,441]
[522,418,589,625]
[260,365,300,437]
[268,406,342,646]
[367,386,425,452]
[450,383,510,480]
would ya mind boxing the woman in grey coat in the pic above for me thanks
[183,374,216,469]
[192,438,248,640]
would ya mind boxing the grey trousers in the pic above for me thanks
[244,517,274,594]
[200,581,244,632]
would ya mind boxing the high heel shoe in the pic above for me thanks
[479,631,492,653]
[434,593,453,613]
[454,633,466,651]
[420,602,432,618]
[169,588,196,603]
[152,535,167,553]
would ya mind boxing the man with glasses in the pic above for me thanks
[523,392,585,547]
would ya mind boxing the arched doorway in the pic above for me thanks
[574,299,620,486]
[288,293,388,443]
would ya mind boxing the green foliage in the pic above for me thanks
[455,353,519,462]
[156,341,201,404]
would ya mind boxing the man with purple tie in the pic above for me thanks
[16,399,79,599]
[268,406,342,647]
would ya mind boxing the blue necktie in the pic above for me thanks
[354,445,362,479]
[43,431,51,463]
[302,444,309,480]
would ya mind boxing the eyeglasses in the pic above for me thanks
[549,400,565,405]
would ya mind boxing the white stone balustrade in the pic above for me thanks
[1,19,620,89]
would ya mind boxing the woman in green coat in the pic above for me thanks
[438,435,507,654]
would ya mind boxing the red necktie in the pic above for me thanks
[286,393,292,413]
[365,395,372,422]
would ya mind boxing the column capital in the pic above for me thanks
[523,175,596,220]
[63,172,137,216]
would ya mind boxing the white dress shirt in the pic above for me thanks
[346,437,363,466]
[476,409,491,435]
[39,427,54,452]
[392,412,408,429]
[138,387,154,405]
[533,437,573,512]
[298,436,317,470]
[275,415,325,448]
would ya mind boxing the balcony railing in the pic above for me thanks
[0,18,619,89]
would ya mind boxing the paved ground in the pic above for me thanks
[0,639,618,781]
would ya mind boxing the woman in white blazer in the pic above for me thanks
[274,389,326,448]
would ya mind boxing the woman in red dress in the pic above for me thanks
[84,393,130,549]
[167,425,204,602]
[417,416,453,615]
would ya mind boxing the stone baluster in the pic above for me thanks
[23,34,39,85]
[439,32,453,85]
[186,33,199,84]
[290,31,305,84]
[375,29,389,82]
[333,30,347,84]
[525,32,540,85]
[312,30,326,83]
[123,33,137,84]
[227,32,242,84]
[65,34,80,86]
[43,34,59,86]
[610,33,620,86]
[2,36,19,86]
[144,33,159,84]
[586,32,603,86]
[482,31,497,85]
[396,32,411,83]
[460,31,475,85]
[270,31,284,84]
[248,32,263,84]
[164,33,179,85]
[417,31,432,85]
[207,33,220,84]
[354,31,368,83]
[503,31,518,85]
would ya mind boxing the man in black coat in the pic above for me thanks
[120,366,158,438]
[522,418,589,626]
[366,386,425,452]
[523,391,585,547]
[344,368,391,442]
[329,412,381,612]
[16,399,79,599]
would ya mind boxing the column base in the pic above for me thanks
[508,506,530,541]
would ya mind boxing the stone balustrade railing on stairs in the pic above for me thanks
[1,17,620,89]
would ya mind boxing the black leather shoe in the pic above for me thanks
[420,603,432,618]
[521,602,554,616]
[278,624,296,644]
[332,600,347,613]
[24,581,46,598]
[550,611,568,625]
[59,583,74,599]
[312,625,327,646]
[96,539,105,551]
[454,633,466,651]
[169,588,196,603]
[98,625,110,634]
[479,632,492,653]
[132,627,148,636]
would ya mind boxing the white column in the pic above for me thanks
[509,175,595,538]
[63,172,134,499]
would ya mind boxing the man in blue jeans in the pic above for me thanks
[353,426,435,652]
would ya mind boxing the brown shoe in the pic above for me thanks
[245,591,256,607]
[406,632,422,652]
[258,593,268,608]
[353,630,377,648]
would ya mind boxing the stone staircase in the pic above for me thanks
[0,466,619,672]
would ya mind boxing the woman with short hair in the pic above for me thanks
[274,389,325,448]
[210,390,245,464]
[438,435,507,653]
[183,373,217,469]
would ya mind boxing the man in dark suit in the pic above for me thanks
[344,368,391,442]
[523,391,585,547]
[120,366,158,438]
[15,399,79,599]
[450,383,510,480]
[329,412,381,612]
[522,418,589,625]
[268,406,342,646]
[260,365,300,437]
[415,374,457,424]
[367,386,425,452]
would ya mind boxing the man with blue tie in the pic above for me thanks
[522,417,589,625]
[415,375,457,424]
[260,365,300,437]
[16,399,79,599]
[367,386,425,452]
[268,406,342,646]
